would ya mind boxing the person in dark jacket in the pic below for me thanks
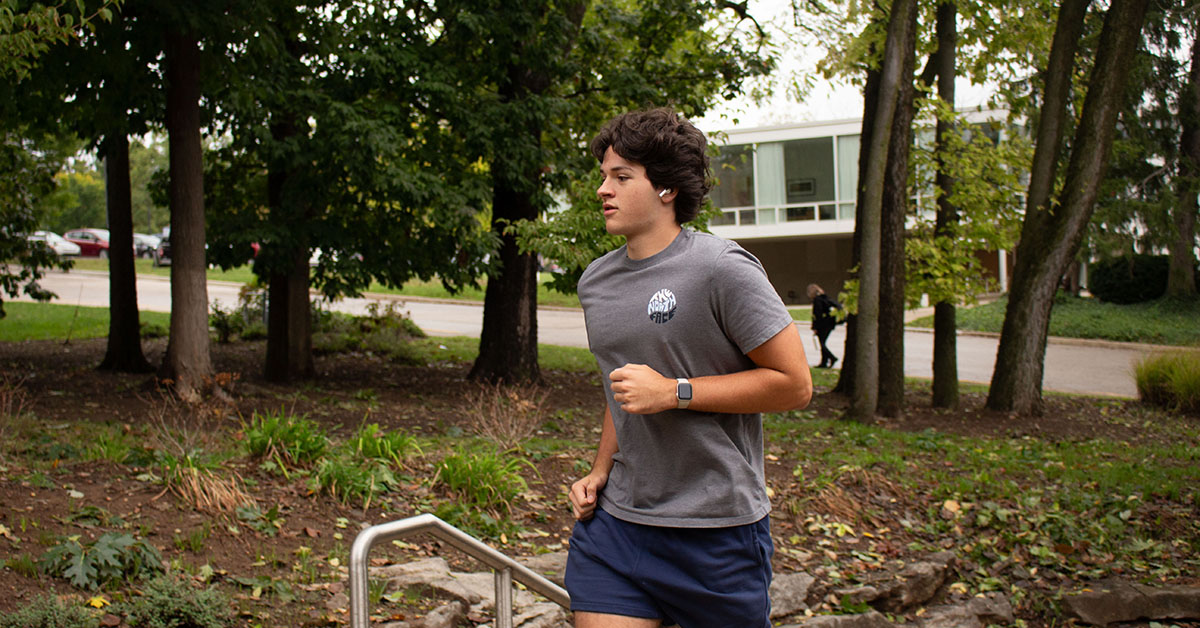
[808,283,843,368]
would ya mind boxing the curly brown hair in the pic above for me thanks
[590,108,711,225]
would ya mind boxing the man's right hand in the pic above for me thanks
[569,472,608,521]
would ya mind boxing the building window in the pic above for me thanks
[712,144,754,209]
[783,138,835,204]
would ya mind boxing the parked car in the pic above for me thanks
[27,230,82,257]
[63,228,112,257]
[153,227,171,266]
[133,233,161,258]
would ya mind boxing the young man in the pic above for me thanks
[565,108,813,627]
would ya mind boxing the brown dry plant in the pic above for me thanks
[167,465,254,514]
[467,382,549,450]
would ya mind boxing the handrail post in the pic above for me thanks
[495,567,514,628]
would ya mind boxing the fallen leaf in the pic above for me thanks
[304,527,320,538]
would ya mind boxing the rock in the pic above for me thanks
[779,610,894,627]
[421,601,467,628]
[771,572,817,618]
[915,593,1013,628]
[830,561,947,614]
[1063,578,1200,625]
[878,561,948,612]
[325,591,349,612]
[513,602,571,627]
[519,550,569,587]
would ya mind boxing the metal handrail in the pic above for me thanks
[349,513,570,628]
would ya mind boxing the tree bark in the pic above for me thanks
[878,3,918,418]
[98,133,152,373]
[931,0,959,409]
[832,63,880,397]
[263,112,315,383]
[469,155,542,384]
[265,249,315,382]
[1167,19,1199,298]
[988,0,1150,414]
[848,0,917,422]
[159,29,214,403]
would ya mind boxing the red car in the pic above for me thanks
[63,228,112,257]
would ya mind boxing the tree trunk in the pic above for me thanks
[1167,20,1199,298]
[265,249,314,382]
[878,3,918,418]
[833,64,881,397]
[469,162,542,384]
[931,0,959,409]
[848,0,917,422]
[988,0,1150,414]
[468,3,585,384]
[98,133,152,373]
[159,29,214,403]
[263,113,315,383]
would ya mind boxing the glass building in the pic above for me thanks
[707,112,1009,305]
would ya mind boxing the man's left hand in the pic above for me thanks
[609,364,676,414]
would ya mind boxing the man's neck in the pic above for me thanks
[625,223,682,261]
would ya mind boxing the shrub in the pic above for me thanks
[208,300,244,344]
[40,532,163,590]
[243,408,328,468]
[310,456,396,508]
[0,594,99,628]
[1088,255,1169,304]
[1135,351,1200,413]
[346,423,422,467]
[115,574,234,628]
[435,450,532,517]
[468,383,548,450]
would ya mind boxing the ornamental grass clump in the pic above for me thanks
[1134,350,1200,413]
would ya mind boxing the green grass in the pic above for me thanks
[909,294,1200,347]
[71,257,256,284]
[0,301,172,342]
[410,336,599,373]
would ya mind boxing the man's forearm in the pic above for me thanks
[590,405,618,476]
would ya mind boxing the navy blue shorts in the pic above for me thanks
[565,508,773,627]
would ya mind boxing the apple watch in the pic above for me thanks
[676,378,692,409]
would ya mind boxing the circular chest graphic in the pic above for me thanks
[647,289,677,324]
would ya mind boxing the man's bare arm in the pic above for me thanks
[609,324,812,415]
[569,404,618,520]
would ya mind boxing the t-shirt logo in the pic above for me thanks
[647,289,677,324]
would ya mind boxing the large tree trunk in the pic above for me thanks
[468,3,585,384]
[98,133,152,373]
[469,159,542,384]
[265,249,314,382]
[931,1,959,409]
[848,0,917,422]
[159,29,214,403]
[1167,20,1199,298]
[878,4,918,419]
[988,0,1150,414]
[263,113,315,383]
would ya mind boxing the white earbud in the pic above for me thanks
[658,188,670,198]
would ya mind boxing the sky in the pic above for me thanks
[695,0,997,133]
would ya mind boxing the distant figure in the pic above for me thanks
[808,283,843,368]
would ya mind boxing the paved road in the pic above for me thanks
[12,269,1158,398]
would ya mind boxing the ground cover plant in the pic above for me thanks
[0,305,1197,626]
[909,293,1200,347]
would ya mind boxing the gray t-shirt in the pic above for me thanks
[578,229,795,528]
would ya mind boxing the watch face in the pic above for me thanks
[678,381,693,400]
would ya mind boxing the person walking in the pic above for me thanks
[808,283,842,368]
[565,107,813,628]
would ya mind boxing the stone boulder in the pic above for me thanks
[1062,578,1200,626]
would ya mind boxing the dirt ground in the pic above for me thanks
[0,337,1195,626]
